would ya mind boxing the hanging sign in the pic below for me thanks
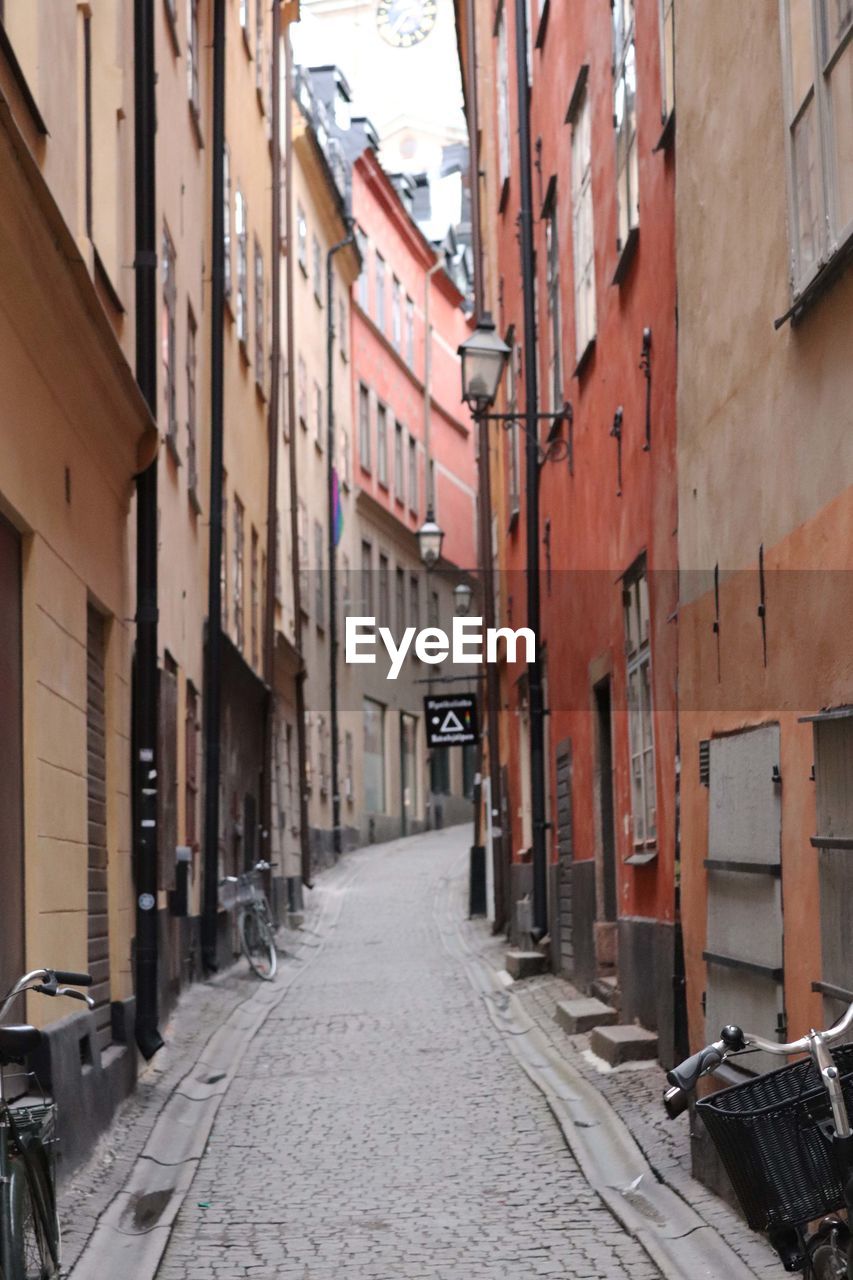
[424,694,478,748]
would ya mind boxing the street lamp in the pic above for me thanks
[459,314,510,412]
[417,511,444,568]
[453,581,473,616]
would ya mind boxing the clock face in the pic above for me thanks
[376,0,438,48]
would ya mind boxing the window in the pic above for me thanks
[395,567,405,632]
[428,459,436,515]
[235,189,248,346]
[340,426,351,487]
[187,0,199,117]
[239,0,249,37]
[497,5,511,184]
[394,422,404,501]
[429,589,439,627]
[223,144,232,301]
[339,296,348,359]
[571,88,597,357]
[251,528,259,668]
[363,698,386,813]
[313,381,323,449]
[623,564,656,850]
[233,496,245,650]
[314,520,325,626]
[781,0,853,295]
[255,0,264,95]
[298,499,308,610]
[296,203,307,274]
[659,0,675,125]
[409,575,420,632]
[341,551,351,613]
[376,403,388,486]
[405,296,415,368]
[408,436,418,515]
[254,239,265,389]
[378,554,390,628]
[186,306,199,502]
[312,233,322,304]
[318,715,328,795]
[298,355,307,427]
[613,0,639,254]
[392,275,402,350]
[344,730,354,804]
[361,540,373,614]
[358,383,371,470]
[356,227,369,309]
[545,200,563,411]
[505,337,520,522]
[161,225,177,450]
[375,251,386,330]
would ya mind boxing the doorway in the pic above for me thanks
[400,712,417,835]
[594,679,617,927]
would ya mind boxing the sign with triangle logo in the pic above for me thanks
[424,693,478,748]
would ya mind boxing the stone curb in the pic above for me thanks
[437,872,761,1280]
[67,861,360,1280]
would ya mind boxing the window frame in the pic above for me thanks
[612,0,640,257]
[496,3,511,187]
[186,304,199,506]
[658,0,675,127]
[187,0,200,120]
[779,0,853,299]
[358,382,371,471]
[254,237,265,391]
[375,251,386,331]
[570,84,598,360]
[376,402,389,487]
[623,560,657,856]
[223,143,232,301]
[235,188,249,348]
[408,435,418,517]
[161,223,178,454]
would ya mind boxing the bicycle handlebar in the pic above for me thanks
[0,969,94,1021]
[54,971,93,987]
[664,998,853,1119]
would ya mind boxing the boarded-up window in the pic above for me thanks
[705,725,784,1074]
[157,662,178,892]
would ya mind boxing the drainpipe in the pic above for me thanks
[201,0,226,971]
[514,0,548,942]
[261,0,282,896]
[327,224,355,863]
[462,0,505,929]
[284,30,312,888]
[132,0,164,1059]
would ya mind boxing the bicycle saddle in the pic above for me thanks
[0,1025,42,1065]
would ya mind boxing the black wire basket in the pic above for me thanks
[697,1044,853,1232]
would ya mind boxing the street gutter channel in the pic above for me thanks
[436,869,761,1280]
[67,861,361,1279]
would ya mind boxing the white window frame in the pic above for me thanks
[254,238,264,389]
[545,199,563,412]
[624,564,657,854]
[612,0,639,254]
[497,5,511,185]
[358,383,371,471]
[223,144,232,300]
[571,86,597,360]
[376,402,388,486]
[780,0,853,297]
[658,0,675,126]
[187,0,200,116]
[235,188,248,346]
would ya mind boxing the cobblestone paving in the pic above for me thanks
[460,920,780,1280]
[156,829,661,1279]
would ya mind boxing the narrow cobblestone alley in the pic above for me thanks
[154,827,661,1279]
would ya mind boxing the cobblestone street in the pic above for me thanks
[152,827,661,1279]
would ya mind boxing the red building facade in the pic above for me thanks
[464,0,681,1056]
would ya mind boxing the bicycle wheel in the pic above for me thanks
[5,1154,59,1279]
[239,908,277,981]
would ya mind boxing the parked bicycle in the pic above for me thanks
[0,967,93,1279]
[664,1000,853,1277]
[219,860,278,981]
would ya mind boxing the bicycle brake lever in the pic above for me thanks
[56,987,96,1009]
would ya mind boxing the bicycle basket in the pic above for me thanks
[236,870,264,907]
[219,878,239,912]
[696,1043,853,1231]
[9,1102,58,1165]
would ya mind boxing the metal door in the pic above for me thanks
[0,517,23,1000]
[705,725,784,1072]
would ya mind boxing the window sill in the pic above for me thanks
[377,478,390,492]
[165,430,182,466]
[612,226,639,287]
[255,377,267,404]
[238,338,251,368]
[654,109,675,154]
[189,486,202,517]
[507,505,520,534]
[314,439,324,454]
[189,99,204,150]
[299,416,308,431]
[625,846,657,867]
[256,85,265,117]
[775,228,853,329]
[498,176,511,215]
[573,335,596,379]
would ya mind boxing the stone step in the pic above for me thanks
[590,1022,659,1066]
[591,975,621,1013]
[505,948,547,980]
[555,997,618,1036]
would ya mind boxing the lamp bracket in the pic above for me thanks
[478,402,573,469]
